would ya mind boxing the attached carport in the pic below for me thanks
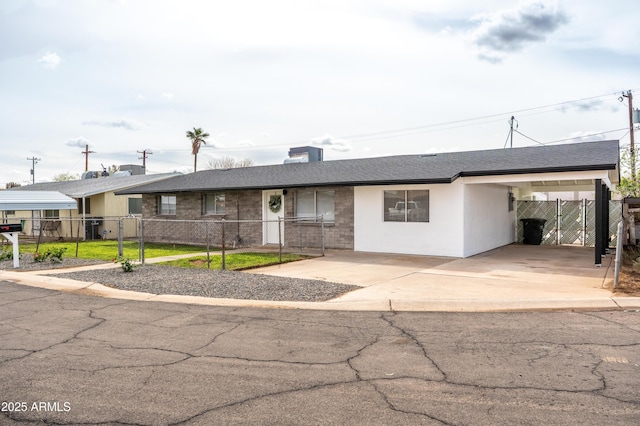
[460,165,619,266]
[0,191,77,268]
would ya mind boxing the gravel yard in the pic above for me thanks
[2,254,359,302]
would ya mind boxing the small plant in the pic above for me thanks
[33,251,47,262]
[118,257,136,273]
[32,246,67,263]
[45,246,67,263]
[0,250,13,261]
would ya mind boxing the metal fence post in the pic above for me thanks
[582,199,587,246]
[221,219,226,270]
[206,220,211,269]
[117,218,124,258]
[278,217,282,263]
[140,219,145,265]
[556,199,561,245]
[321,215,325,256]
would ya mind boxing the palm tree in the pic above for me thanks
[185,127,210,172]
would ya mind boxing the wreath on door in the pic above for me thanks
[268,195,282,213]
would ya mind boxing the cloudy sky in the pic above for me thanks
[0,0,637,185]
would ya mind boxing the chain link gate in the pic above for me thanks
[517,200,621,247]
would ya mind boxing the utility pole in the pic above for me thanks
[621,91,636,177]
[137,149,153,172]
[26,156,41,184]
[508,116,518,148]
[81,144,95,171]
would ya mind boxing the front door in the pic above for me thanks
[263,190,284,245]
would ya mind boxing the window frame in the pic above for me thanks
[128,197,142,215]
[43,209,60,219]
[158,194,177,216]
[296,189,335,223]
[202,192,226,216]
[383,189,429,223]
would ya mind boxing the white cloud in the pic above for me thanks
[311,134,352,152]
[162,93,174,101]
[66,137,91,148]
[37,51,61,69]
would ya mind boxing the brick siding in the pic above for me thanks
[141,186,354,249]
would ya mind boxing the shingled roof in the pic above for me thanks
[116,140,619,194]
[12,173,180,198]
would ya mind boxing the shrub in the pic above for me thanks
[33,246,67,263]
[46,246,67,263]
[118,257,136,273]
[0,250,13,261]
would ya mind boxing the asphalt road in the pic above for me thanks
[1,281,639,425]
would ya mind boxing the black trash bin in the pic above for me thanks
[521,218,546,245]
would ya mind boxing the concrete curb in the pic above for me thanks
[2,268,640,312]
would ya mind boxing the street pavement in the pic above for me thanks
[1,281,639,425]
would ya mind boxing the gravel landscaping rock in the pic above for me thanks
[44,264,360,302]
[0,253,105,271]
[1,253,360,302]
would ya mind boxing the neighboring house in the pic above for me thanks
[116,141,619,263]
[7,173,179,240]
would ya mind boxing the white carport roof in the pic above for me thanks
[0,191,77,211]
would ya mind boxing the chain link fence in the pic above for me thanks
[516,199,622,247]
[136,216,326,265]
[2,215,326,269]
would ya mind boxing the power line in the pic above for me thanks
[338,90,632,142]
[61,89,639,162]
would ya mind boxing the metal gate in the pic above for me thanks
[517,200,621,247]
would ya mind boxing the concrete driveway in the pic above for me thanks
[250,244,640,311]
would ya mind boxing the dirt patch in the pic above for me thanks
[614,249,640,297]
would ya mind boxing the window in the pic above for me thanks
[384,190,429,222]
[158,195,176,215]
[78,198,90,214]
[203,193,225,215]
[128,198,142,215]
[44,210,60,219]
[296,190,335,222]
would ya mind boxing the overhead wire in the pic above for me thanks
[88,88,638,158]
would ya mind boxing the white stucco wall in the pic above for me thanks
[462,183,515,257]
[354,183,465,257]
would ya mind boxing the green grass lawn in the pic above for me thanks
[157,252,310,271]
[13,240,209,261]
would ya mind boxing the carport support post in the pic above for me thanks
[603,187,610,254]
[595,179,604,266]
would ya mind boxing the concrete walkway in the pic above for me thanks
[2,244,640,312]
